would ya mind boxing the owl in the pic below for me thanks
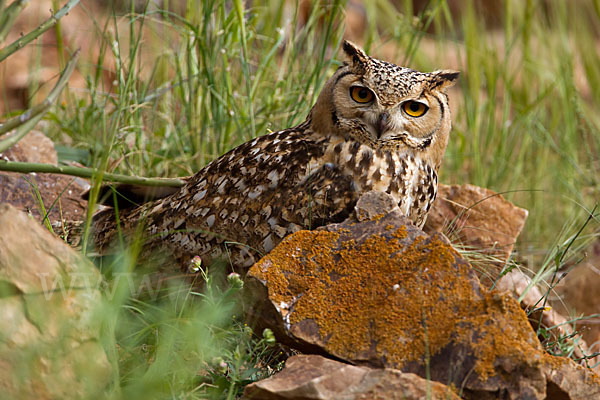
[91,41,459,271]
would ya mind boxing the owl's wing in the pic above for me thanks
[90,126,360,270]
[188,161,360,269]
[285,162,358,229]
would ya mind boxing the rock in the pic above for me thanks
[549,243,600,358]
[2,130,58,164]
[244,201,600,399]
[242,354,460,400]
[0,131,88,225]
[496,269,600,373]
[545,359,600,400]
[423,183,528,265]
[0,204,111,399]
[353,190,400,222]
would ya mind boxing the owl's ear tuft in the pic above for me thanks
[428,70,460,91]
[342,40,369,73]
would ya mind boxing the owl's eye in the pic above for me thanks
[402,101,428,117]
[350,86,375,103]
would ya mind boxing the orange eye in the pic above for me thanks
[402,101,428,117]
[350,86,375,103]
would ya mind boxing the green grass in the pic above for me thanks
[46,0,600,259]
[99,259,282,399]
[2,0,600,397]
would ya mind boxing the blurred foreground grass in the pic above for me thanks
[2,0,600,397]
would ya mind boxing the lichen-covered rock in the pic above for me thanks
[423,183,528,265]
[0,131,88,226]
[242,354,460,400]
[0,204,111,399]
[244,206,600,399]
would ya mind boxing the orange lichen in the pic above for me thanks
[249,221,556,381]
[391,225,407,240]
[453,291,543,379]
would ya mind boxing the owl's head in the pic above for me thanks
[311,41,458,162]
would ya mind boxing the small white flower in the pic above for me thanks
[188,256,202,273]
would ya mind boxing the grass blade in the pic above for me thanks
[0,0,80,62]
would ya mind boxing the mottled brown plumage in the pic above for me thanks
[92,41,459,271]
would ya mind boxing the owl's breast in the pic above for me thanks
[327,139,438,228]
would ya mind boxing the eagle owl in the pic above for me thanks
[92,41,458,271]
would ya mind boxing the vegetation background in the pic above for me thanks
[1,0,599,398]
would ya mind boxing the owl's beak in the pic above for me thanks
[377,112,390,138]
